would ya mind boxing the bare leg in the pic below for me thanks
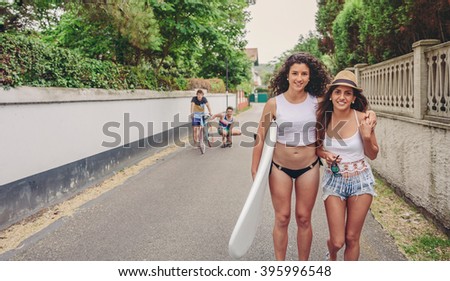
[344,194,372,261]
[294,165,319,260]
[229,126,240,144]
[324,196,346,261]
[232,127,241,135]
[221,130,227,146]
[269,166,294,260]
[193,126,200,143]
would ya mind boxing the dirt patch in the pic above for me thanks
[0,139,187,254]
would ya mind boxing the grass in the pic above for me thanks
[404,234,450,261]
[370,175,450,261]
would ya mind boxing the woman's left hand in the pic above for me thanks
[359,118,374,139]
[365,110,377,127]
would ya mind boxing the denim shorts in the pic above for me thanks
[192,113,205,126]
[321,159,376,201]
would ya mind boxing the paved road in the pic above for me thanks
[0,103,405,261]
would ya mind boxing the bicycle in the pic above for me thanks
[193,113,212,154]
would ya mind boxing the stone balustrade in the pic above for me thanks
[353,40,450,235]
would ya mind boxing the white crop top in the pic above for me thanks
[324,110,365,163]
[275,93,318,146]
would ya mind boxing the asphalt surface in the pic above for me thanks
[0,103,406,261]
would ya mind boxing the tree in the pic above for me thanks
[43,1,162,66]
[3,0,253,91]
[99,1,161,54]
[359,0,411,63]
[317,0,450,69]
[332,0,365,70]
[359,0,449,64]
[293,32,322,59]
[1,0,66,33]
[148,0,251,89]
[398,0,449,51]
[196,0,252,89]
[148,0,215,75]
[315,0,344,54]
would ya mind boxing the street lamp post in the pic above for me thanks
[225,56,229,107]
[226,56,229,94]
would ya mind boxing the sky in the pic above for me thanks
[244,0,318,64]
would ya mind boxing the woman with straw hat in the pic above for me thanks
[316,70,379,261]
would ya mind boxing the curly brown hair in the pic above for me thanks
[269,52,331,97]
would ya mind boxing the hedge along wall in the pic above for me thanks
[1,34,227,93]
[1,34,156,90]
[0,87,237,230]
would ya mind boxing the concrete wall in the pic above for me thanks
[0,87,237,230]
[355,40,450,235]
[370,113,450,233]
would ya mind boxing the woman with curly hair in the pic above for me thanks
[251,53,375,260]
[251,52,330,260]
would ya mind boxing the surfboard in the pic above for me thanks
[228,122,277,259]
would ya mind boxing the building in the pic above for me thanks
[245,48,262,87]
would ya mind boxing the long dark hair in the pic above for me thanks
[316,85,369,147]
[269,52,330,97]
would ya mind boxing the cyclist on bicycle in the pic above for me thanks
[191,89,212,146]
[211,106,241,148]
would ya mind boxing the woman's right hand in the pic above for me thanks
[323,151,341,167]
[251,169,257,181]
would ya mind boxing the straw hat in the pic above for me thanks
[327,70,362,91]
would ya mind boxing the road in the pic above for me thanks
[0,103,405,261]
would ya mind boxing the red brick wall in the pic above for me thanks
[236,90,248,111]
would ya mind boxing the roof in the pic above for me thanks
[245,48,259,65]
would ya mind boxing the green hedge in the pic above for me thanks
[0,34,227,92]
[1,33,157,90]
[254,87,269,93]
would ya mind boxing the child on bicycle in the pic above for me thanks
[191,89,213,146]
[211,106,241,148]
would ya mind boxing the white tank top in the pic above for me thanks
[324,110,365,162]
[275,93,318,146]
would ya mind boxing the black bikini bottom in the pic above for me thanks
[270,157,321,179]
